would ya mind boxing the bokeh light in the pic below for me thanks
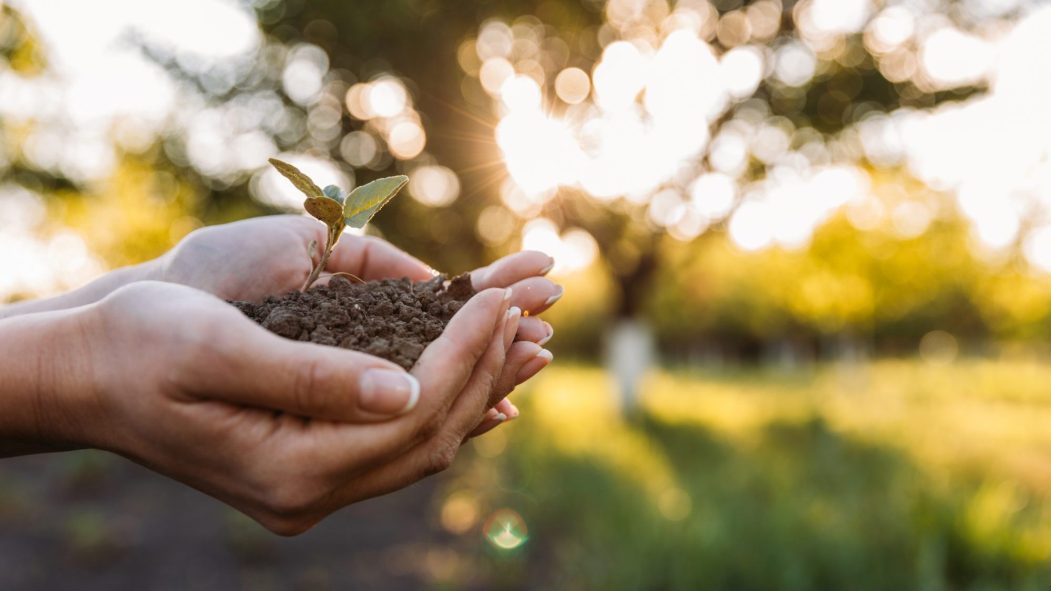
[409,165,460,207]
[440,492,481,535]
[452,1,1051,277]
[657,487,692,521]
[282,43,328,106]
[366,77,409,118]
[521,218,598,276]
[919,330,960,365]
[554,67,591,104]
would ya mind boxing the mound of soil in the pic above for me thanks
[231,273,475,370]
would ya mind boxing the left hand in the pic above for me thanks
[160,215,560,337]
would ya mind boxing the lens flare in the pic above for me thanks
[483,509,528,550]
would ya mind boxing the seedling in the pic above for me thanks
[268,158,408,290]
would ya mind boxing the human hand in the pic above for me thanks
[160,215,559,344]
[61,280,523,534]
[160,215,563,424]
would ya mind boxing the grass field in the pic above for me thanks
[438,359,1051,590]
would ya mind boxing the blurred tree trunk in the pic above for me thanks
[606,237,659,415]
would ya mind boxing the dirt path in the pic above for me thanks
[0,450,452,590]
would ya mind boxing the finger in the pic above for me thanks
[479,343,550,428]
[441,298,510,419]
[328,235,433,281]
[494,397,518,420]
[468,398,519,437]
[516,317,553,345]
[503,277,563,316]
[468,406,507,438]
[489,341,542,408]
[516,348,553,384]
[471,251,553,290]
[187,312,422,423]
[409,287,511,420]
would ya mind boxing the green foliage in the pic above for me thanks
[449,362,1051,590]
[322,185,344,203]
[344,175,409,229]
[268,158,407,290]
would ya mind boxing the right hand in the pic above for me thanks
[70,280,526,535]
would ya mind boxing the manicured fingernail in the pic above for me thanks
[506,402,520,420]
[539,259,555,275]
[544,287,564,307]
[503,287,513,302]
[495,412,508,422]
[537,321,554,346]
[515,350,553,383]
[359,369,420,415]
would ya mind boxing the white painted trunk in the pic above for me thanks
[605,319,655,413]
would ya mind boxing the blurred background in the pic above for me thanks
[3,0,1051,588]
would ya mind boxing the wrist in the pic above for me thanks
[0,258,164,320]
[0,305,106,455]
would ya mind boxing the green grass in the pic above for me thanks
[434,359,1051,590]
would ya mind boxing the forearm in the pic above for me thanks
[0,259,162,320]
[0,306,100,457]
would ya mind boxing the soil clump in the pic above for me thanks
[232,273,475,370]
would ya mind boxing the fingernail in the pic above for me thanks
[503,287,513,302]
[539,259,555,275]
[537,321,554,346]
[544,286,564,307]
[515,350,553,383]
[495,412,508,422]
[359,369,420,415]
[506,402,520,420]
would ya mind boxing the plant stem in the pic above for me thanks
[301,228,337,291]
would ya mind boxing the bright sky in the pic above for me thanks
[0,0,260,297]
[12,0,257,124]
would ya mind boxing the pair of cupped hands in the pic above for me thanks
[0,215,561,535]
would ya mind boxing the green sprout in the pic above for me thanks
[268,158,408,291]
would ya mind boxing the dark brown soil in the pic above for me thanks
[231,273,475,370]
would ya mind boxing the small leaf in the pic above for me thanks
[307,239,318,259]
[323,185,345,203]
[304,196,344,225]
[344,175,409,228]
[269,158,324,200]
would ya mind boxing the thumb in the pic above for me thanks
[187,316,420,422]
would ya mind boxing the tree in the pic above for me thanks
[135,0,1004,410]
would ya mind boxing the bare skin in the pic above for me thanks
[0,215,561,535]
